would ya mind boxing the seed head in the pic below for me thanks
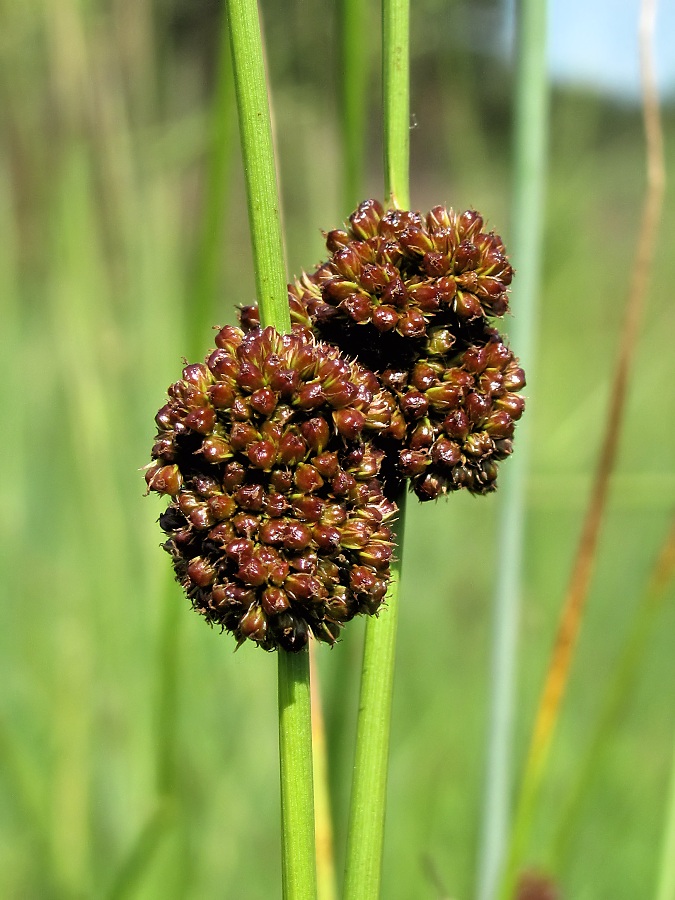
[238,200,524,502]
[240,199,511,365]
[147,326,396,651]
[388,325,525,499]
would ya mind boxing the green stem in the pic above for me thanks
[227,0,289,332]
[476,2,548,899]
[227,3,314,897]
[340,0,370,211]
[344,495,407,900]
[343,3,410,894]
[279,650,318,900]
[383,0,410,209]
[309,647,337,900]
[499,0,663,893]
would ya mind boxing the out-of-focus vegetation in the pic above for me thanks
[1,1,674,897]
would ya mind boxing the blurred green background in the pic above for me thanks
[1,1,674,897]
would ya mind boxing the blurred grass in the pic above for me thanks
[1,1,674,898]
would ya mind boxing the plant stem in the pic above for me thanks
[279,650,318,900]
[227,3,315,897]
[344,497,407,900]
[227,0,289,332]
[340,0,370,212]
[383,0,410,210]
[476,2,548,899]
[310,645,337,900]
[343,4,410,895]
[499,0,664,895]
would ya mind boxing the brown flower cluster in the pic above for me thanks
[146,326,395,652]
[240,199,525,501]
[148,200,524,649]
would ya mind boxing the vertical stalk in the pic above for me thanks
[476,2,548,899]
[344,5,409,896]
[327,1,374,870]
[227,2,314,897]
[310,646,337,900]
[340,0,370,211]
[343,4,409,896]
[227,0,290,333]
[382,0,410,210]
[279,650,318,900]
[344,506,407,900]
[499,0,664,895]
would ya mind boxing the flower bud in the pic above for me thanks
[184,407,216,435]
[262,587,289,616]
[146,464,182,496]
[249,387,277,416]
[349,198,384,239]
[334,408,366,440]
[187,558,216,587]
[294,464,324,494]
[201,436,232,463]
[239,605,267,641]
[278,432,307,466]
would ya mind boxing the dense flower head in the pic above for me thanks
[241,200,512,373]
[146,325,396,651]
[239,200,524,502]
[384,325,525,500]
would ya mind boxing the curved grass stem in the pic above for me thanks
[498,0,665,894]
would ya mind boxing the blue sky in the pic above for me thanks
[506,0,675,99]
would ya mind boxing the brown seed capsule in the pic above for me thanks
[284,522,312,551]
[239,605,267,641]
[184,407,216,435]
[145,464,182,496]
[187,558,216,587]
[334,408,366,440]
[249,387,277,416]
[300,418,330,453]
[247,440,277,470]
[262,587,290,616]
